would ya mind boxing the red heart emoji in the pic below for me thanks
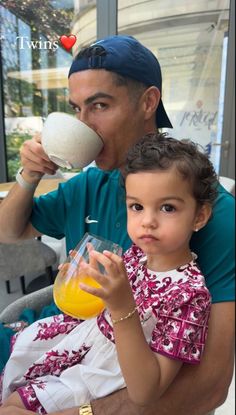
[60,34,77,51]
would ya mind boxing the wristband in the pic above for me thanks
[111,306,137,325]
[78,404,93,415]
[16,167,38,191]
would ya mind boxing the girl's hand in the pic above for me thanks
[79,250,135,315]
[58,244,99,276]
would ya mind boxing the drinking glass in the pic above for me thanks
[53,233,122,319]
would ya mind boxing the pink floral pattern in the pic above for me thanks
[34,314,79,341]
[97,311,115,343]
[98,244,211,364]
[18,383,46,414]
[25,344,91,379]
[1,244,211,412]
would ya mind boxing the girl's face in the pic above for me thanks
[126,167,211,270]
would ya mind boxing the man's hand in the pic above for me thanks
[0,406,80,415]
[20,134,57,179]
[0,390,79,415]
[0,407,35,415]
[0,392,35,414]
[91,387,156,415]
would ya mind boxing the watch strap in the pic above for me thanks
[16,167,38,191]
[78,403,93,415]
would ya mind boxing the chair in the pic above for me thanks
[0,284,53,323]
[0,239,57,295]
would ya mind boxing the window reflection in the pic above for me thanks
[0,0,97,180]
[117,0,230,172]
[0,0,230,179]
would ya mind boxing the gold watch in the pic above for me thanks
[78,404,93,415]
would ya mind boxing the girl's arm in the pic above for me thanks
[79,250,183,406]
[112,305,183,406]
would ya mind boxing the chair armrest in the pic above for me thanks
[0,285,53,324]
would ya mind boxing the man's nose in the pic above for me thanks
[75,108,86,123]
[77,110,95,132]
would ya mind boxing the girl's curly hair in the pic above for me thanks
[124,133,218,206]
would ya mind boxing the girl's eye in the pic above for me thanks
[161,204,176,213]
[130,203,143,211]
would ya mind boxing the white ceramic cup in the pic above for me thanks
[41,112,103,169]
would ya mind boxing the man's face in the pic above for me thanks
[69,69,150,170]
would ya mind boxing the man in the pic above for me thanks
[0,35,234,415]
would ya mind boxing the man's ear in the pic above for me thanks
[193,204,212,232]
[141,86,160,121]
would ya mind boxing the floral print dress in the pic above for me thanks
[1,245,211,414]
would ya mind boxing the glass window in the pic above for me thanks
[0,0,97,180]
[118,0,230,173]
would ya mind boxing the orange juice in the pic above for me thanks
[53,273,105,319]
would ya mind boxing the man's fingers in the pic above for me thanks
[34,132,42,143]
[20,138,58,175]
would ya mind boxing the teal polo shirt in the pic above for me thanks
[31,168,132,254]
[31,167,235,304]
